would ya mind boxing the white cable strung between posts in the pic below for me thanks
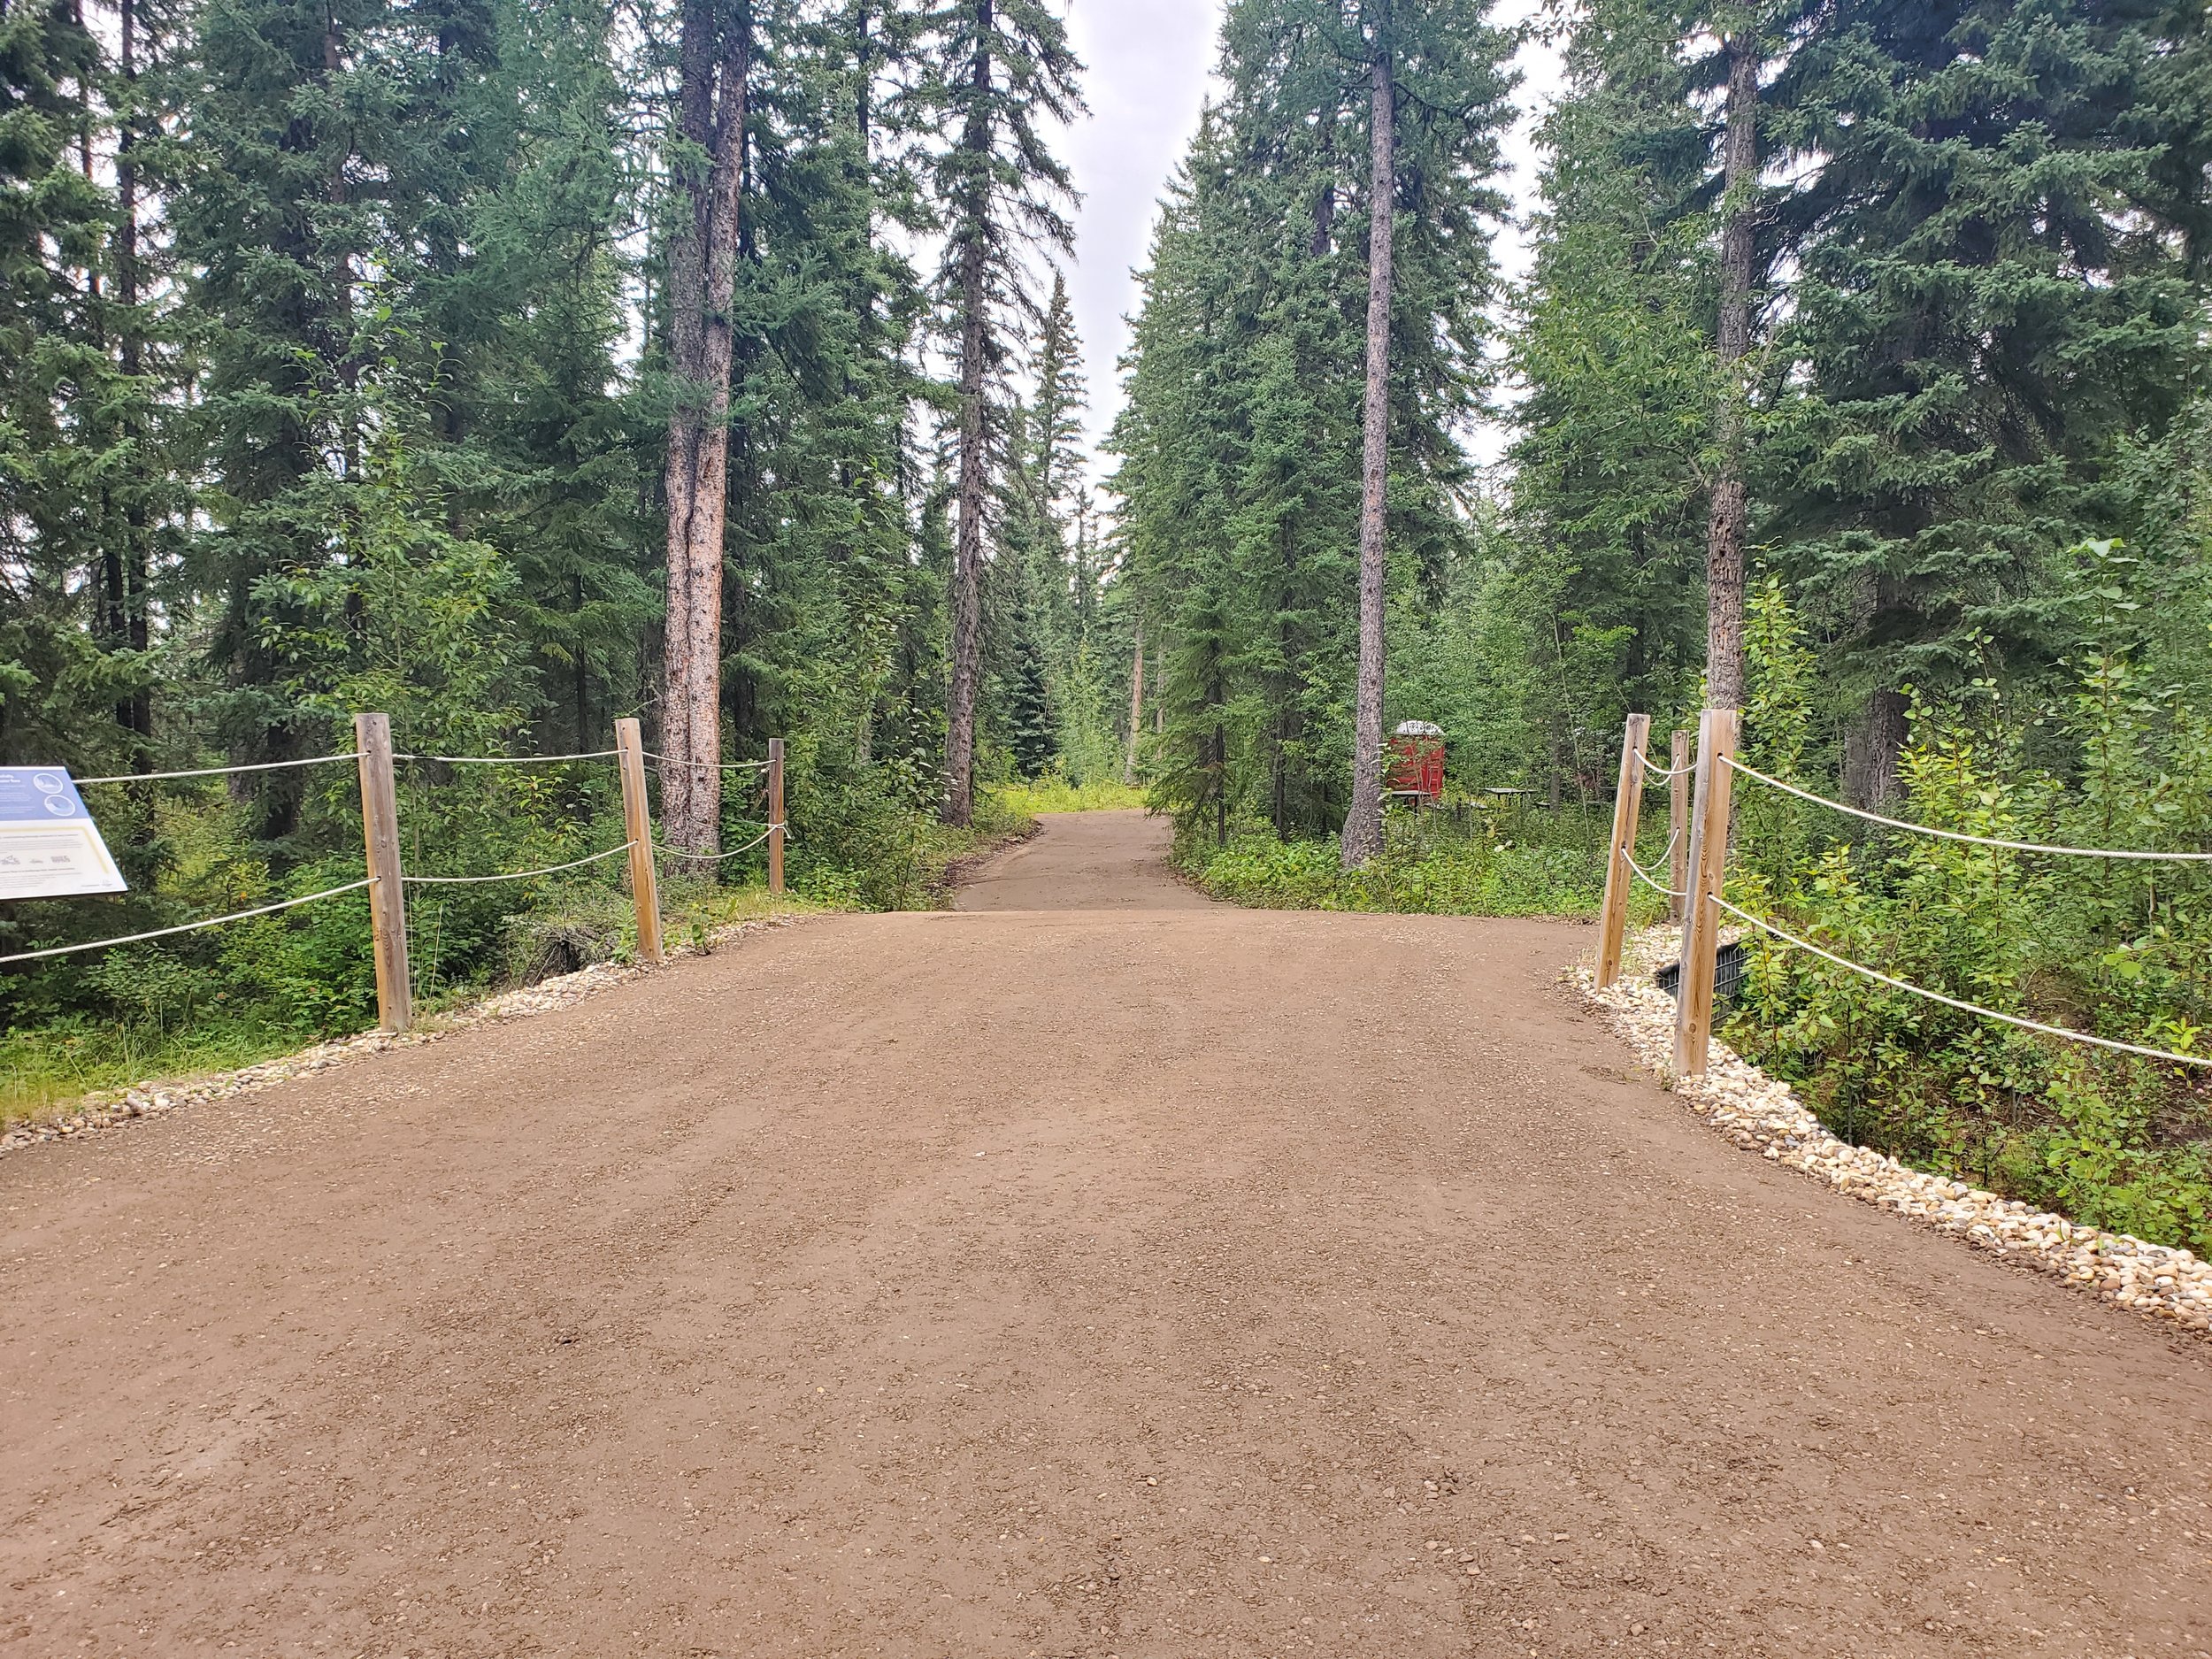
[75,752,360,787]
[1622,833,1686,900]
[393,749,618,766]
[1638,752,1694,781]
[653,825,787,862]
[642,750,772,773]
[0,879,378,965]
[1708,892,2212,1070]
[403,841,637,885]
[1722,755,2212,863]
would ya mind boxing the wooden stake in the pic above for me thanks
[1672,708,1741,1077]
[616,718,664,965]
[767,736,786,896]
[1596,713,1651,988]
[353,712,411,1033]
[1670,729,1691,923]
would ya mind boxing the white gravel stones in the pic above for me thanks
[0,914,806,1161]
[1577,925,2212,1340]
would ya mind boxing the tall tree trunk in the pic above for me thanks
[661,0,751,854]
[1704,29,1758,712]
[941,1,993,827]
[1844,686,1907,809]
[116,0,150,749]
[1340,27,1395,870]
[1124,622,1143,784]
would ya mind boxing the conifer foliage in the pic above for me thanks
[1111,0,1514,848]
[7,0,2212,1069]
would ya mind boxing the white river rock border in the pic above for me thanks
[1578,925,2212,1340]
[1,914,809,1160]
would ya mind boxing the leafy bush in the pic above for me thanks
[1183,803,1666,920]
[1723,549,2212,1253]
[992,772,1147,815]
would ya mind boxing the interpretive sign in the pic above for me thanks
[0,769,127,901]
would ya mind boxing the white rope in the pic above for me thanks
[403,841,637,885]
[394,749,618,766]
[1639,752,1694,780]
[1622,833,1687,900]
[643,751,772,773]
[1722,755,2212,863]
[75,753,360,786]
[653,825,786,862]
[0,879,378,965]
[1708,893,2212,1070]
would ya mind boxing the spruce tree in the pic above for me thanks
[0,0,119,770]
[922,0,1082,827]
[1769,0,2206,802]
[1112,0,1511,847]
[1508,0,1723,776]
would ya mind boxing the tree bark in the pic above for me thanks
[1704,29,1758,712]
[660,0,751,855]
[1124,622,1144,784]
[115,0,150,747]
[1844,687,1908,807]
[1340,27,1395,870]
[941,0,993,827]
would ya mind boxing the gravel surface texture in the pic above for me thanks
[955,810,1213,910]
[0,915,806,1160]
[4,814,2209,1658]
[1579,925,2212,1341]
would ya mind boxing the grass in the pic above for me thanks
[988,774,1148,815]
[1182,806,1674,924]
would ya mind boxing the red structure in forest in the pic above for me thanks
[1386,720,1445,806]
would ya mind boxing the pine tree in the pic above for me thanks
[1769,0,2206,802]
[0,0,119,771]
[1701,7,1766,713]
[1340,0,1398,868]
[923,0,1083,826]
[657,0,753,854]
[1112,0,1512,849]
[1508,0,1723,782]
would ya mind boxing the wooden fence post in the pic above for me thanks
[1672,707,1741,1077]
[353,712,411,1033]
[615,718,664,965]
[767,737,786,896]
[1670,729,1691,923]
[1595,713,1651,988]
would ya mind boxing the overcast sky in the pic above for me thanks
[1057,0,1563,484]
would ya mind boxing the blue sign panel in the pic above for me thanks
[0,769,127,900]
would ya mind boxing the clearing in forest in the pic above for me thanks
[3,810,2208,1657]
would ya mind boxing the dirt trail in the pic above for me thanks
[956,808,1210,910]
[4,817,2209,1658]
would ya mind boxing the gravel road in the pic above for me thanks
[4,810,2208,1657]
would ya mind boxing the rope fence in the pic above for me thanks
[1722,754,2212,863]
[0,878,378,965]
[1709,893,2212,1071]
[1595,708,2212,1079]
[404,841,639,885]
[1621,832,1686,901]
[76,752,361,787]
[396,749,620,766]
[654,824,789,863]
[643,750,773,773]
[4,718,789,1033]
